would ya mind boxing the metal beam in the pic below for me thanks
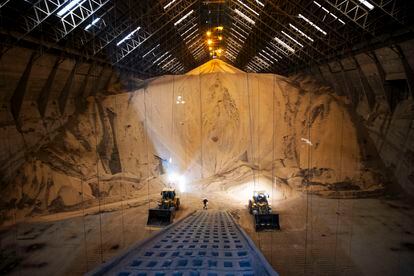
[114,0,197,65]
[54,0,111,41]
[22,0,67,37]
[0,0,11,9]
[323,0,371,32]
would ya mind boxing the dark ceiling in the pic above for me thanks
[0,0,413,78]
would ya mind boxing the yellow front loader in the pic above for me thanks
[147,188,180,226]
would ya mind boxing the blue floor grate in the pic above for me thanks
[87,210,278,276]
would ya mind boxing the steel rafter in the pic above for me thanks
[73,1,155,58]
[54,0,111,41]
[371,0,406,24]
[118,2,200,74]
[322,0,371,32]
[0,0,411,79]
[21,0,67,35]
[227,1,315,71]
[223,6,291,72]
[114,0,198,66]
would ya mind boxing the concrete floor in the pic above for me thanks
[238,195,414,276]
[1,194,413,276]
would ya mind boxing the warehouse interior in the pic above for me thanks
[0,0,414,275]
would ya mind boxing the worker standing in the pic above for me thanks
[203,198,208,210]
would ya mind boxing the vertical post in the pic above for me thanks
[37,56,63,117]
[353,55,376,110]
[88,65,106,97]
[394,44,414,98]
[58,60,79,114]
[10,51,37,124]
[370,50,391,110]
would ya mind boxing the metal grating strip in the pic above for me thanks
[87,210,278,276]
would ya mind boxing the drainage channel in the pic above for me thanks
[88,210,278,276]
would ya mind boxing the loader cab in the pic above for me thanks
[161,188,176,200]
[253,191,269,203]
[147,188,180,226]
[161,190,176,200]
[249,191,280,231]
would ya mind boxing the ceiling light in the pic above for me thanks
[174,10,194,26]
[258,52,274,64]
[180,23,197,37]
[157,54,172,66]
[153,52,169,64]
[230,32,244,44]
[57,0,84,17]
[264,47,282,59]
[142,44,160,58]
[289,23,314,42]
[234,8,255,25]
[237,0,259,16]
[359,0,374,10]
[189,41,202,50]
[255,0,264,7]
[207,39,213,45]
[230,27,246,40]
[232,22,249,35]
[183,28,198,41]
[274,36,295,53]
[206,30,211,36]
[163,0,177,10]
[298,14,327,35]
[84,17,101,31]
[116,27,141,46]
[312,1,344,25]
[281,31,304,47]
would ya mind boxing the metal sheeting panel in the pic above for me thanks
[87,210,278,276]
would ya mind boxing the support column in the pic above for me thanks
[37,56,63,117]
[88,65,106,97]
[10,51,37,123]
[58,60,79,115]
[104,70,115,91]
[370,51,390,109]
[394,44,414,98]
[77,62,95,97]
[338,60,355,104]
[353,55,376,110]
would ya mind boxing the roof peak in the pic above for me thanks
[186,59,245,75]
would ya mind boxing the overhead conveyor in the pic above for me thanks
[88,210,278,276]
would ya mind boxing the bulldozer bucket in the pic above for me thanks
[147,209,174,226]
[254,213,280,231]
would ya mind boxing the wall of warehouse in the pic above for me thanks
[0,47,123,184]
[297,39,414,196]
